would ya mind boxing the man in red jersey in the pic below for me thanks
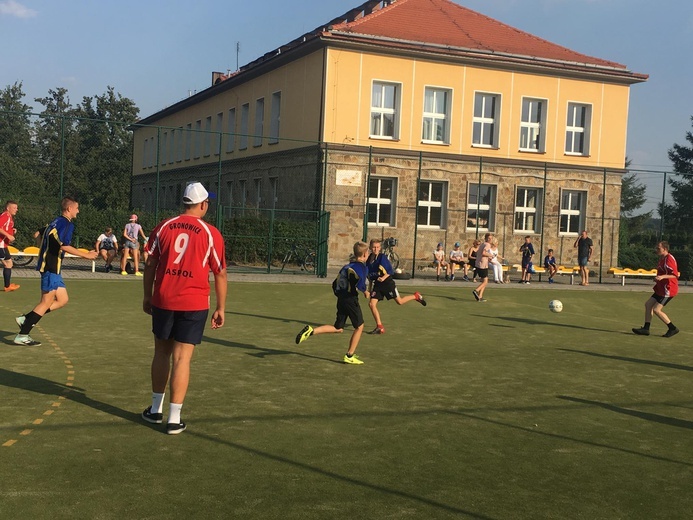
[141,182,227,434]
[0,200,21,292]
[632,241,680,338]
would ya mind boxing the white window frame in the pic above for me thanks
[565,102,592,156]
[418,180,447,228]
[214,112,223,156]
[472,92,501,148]
[514,187,542,234]
[239,104,249,150]
[519,97,547,152]
[559,189,586,236]
[254,98,264,147]
[367,177,397,227]
[269,92,281,144]
[370,81,400,140]
[466,183,497,232]
[422,87,451,145]
[226,108,236,153]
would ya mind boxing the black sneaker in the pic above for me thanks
[663,328,680,338]
[141,406,163,424]
[472,290,480,301]
[632,327,650,336]
[167,422,187,435]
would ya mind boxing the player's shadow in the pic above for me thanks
[469,314,615,333]
[558,348,693,372]
[227,310,309,326]
[558,395,693,430]
[201,336,343,364]
[0,367,152,429]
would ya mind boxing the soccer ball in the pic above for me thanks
[549,300,563,313]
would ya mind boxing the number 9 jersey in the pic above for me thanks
[146,215,226,311]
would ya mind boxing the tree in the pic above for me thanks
[666,116,693,244]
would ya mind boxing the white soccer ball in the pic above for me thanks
[395,268,403,274]
[549,300,563,313]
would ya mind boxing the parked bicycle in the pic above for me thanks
[382,237,400,270]
[280,241,316,273]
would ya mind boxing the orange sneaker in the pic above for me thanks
[3,283,20,292]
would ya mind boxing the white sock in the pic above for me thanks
[151,392,165,414]
[168,403,183,424]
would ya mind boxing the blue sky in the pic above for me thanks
[2,0,691,212]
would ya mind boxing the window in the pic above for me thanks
[565,103,591,155]
[269,92,281,144]
[142,139,148,168]
[254,178,262,209]
[203,116,212,157]
[422,87,451,144]
[519,98,547,152]
[184,124,192,161]
[214,112,223,155]
[193,120,201,159]
[559,190,585,235]
[367,177,397,226]
[226,108,236,153]
[239,104,249,150]
[239,180,247,208]
[225,181,233,207]
[472,93,500,148]
[418,181,446,228]
[254,98,264,147]
[467,183,497,231]
[176,128,183,162]
[168,130,175,164]
[161,132,167,166]
[514,187,542,233]
[370,81,399,139]
[269,177,278,209]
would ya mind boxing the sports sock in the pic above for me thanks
[168,403,183,424]
[345,353,353,358]
[151,392,165,414]
[3,267,10,287]
[20,311,42,335]
[643,322,651,330]
[667,322,677,331]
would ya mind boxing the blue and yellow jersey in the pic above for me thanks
[366,253,393,281]
[332,261,368,297]
[36,216,74,274]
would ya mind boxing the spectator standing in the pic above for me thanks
[489,237,504,284]
[467,239,480,282]
[0,200,20,292]
[519,236,535,284]
[120,214,147,276]
[141,182,227,434]
[574,230,593,286]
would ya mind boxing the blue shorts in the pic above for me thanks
[152,306,209,345]
[578,257,589,267]
[124,240,138,249]
[41,272,66,292]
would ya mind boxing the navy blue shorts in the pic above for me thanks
[652,293,674,306]
[151,306,209,345]
[0,247,11,261]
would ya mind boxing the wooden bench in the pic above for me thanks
[8,245,97,272]
[513,264,579,284]
[608,267,657,286]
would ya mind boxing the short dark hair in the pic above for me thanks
[658,241,670,252]
[5,200,17,207]
[61,196,77,212]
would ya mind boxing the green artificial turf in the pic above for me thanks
[1,279,692,519]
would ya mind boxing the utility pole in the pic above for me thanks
[236,42,240,71]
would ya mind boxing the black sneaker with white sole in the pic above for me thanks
[141,406,163,424]
[167,422,187,435]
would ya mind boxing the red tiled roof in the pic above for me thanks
[325,0,646,79]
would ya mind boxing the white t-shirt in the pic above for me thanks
[97,233,117,250]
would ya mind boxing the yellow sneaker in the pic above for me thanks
[343,354,364,365]
[121,271,128,276]
[295,325,313,345]
[135,272,143,277]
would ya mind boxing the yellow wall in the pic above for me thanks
[322,48,631,169]
[132,50,326,175]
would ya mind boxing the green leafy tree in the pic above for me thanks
[666,116,693,245]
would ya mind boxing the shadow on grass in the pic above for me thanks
[558,395,693,430]
[469,314,615,333]
[558,348,693,372]
[201,336,344,364]
[0,368,153,429]
[227,310,308,326]
[189,429,498,520]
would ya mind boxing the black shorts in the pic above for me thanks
[334,296,364,330]
[652,293,674,306]
[371,277,400,301]
[152,306,209,345]
[0,248,11,261]
[476,268,489,280]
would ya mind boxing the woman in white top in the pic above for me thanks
[489,237,504,283]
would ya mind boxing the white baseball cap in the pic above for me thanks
[183,182,215,204]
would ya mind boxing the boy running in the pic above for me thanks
[0,200,20,292]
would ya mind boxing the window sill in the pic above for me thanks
[564,152,590,158]
[369,135,399,141]
[471,144,499,150]
[421,140,450,146]
[518,149,545,154]
[367,223,395,228]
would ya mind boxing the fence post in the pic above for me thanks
[267,208,275,274]
[599,168,607,283]
[59,116,65,200]
[155,126,161,222]
[476,157,482,238]
[659,171,667,241]
[411,151,423,278]
[363,146,373,242]
[540,163,548,262]
[216,132,223,228]
[322,143,328,213]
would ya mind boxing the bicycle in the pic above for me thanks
[12,254,34,267]
[280,241,316,273]
[382,237,400,270]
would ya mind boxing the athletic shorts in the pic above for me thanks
[0,247,11,261]
[334,296,364,330]
[124,240,138,250]
[151,306,209,345]
[451,260,465,266]
[578,256,589,267]
[652,293,674,306]
[40,272,66,292]
[522,258,532,268]
[476,268,489,280]
[371,277,400,301]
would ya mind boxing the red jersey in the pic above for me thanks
[0,210,15,248]
[147,214,226,311]
[654,253,678,298]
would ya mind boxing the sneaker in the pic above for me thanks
[525,281,531,285]
[444,275,449,281]
[3,283,20,292]
[295,325,313,344]
[632,327,650,336]
[436,276,440,282]
[141,406,163,424]
[343,354,364,365]
[121,270,128,276]
[105,264,112,273]
[414,292,427,306]
[663,328,680,338]
[548,278,554,284]
[479,298,488,302]
[15,315,25,329]
[135,272,143,277]
[166,422,187,435]
[368,326,385,335]
[14,334,41,346]
[472,290,480,301]
[450,275,455,281]
[462,276,470,282]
